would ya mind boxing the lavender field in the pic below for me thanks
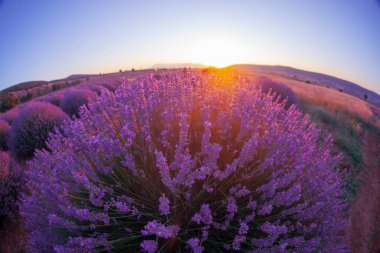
[1,1,380,252]
[0,69,362,252]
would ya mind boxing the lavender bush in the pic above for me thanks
[256,77,301,109]
[99,82,120,92]
[0,120,11,150]
[8,102,68,157]
[59,89,97,117]
[44,92,65,106]
[81,84,107,95]
[21,73,347,252]
[0,107,21,124]
[0,152,23,220]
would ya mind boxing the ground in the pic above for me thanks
[350,128,380,253]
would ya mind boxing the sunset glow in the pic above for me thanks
[184,35,249,68]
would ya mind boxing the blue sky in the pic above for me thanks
[0,0,379,93]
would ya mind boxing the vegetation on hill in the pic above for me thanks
[1,81,48,93]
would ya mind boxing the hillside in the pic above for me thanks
[1,81,48,93]
[229,64,380,107]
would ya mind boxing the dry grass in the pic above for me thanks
[238,70,380,203]
[267,74,373,122]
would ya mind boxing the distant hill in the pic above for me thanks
[151,63,207,69]
[65,74,96,80]
[229,64,380,107]
[1,81,48,93]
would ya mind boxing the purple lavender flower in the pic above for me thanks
[20,72,348,252]
[141,220,179,239]
[256,76,301,109]
[158,195,170,215]
[140,240,158,253]
[191,204,213,225]
[0,107,21,124]
[188,237,204,253]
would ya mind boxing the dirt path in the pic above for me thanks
[350,129,380,253]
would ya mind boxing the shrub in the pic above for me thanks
[0,152,23,220]
[8,102,68,158]
[99,82,120,92]
[81,84,107,95]
[256,77,301,109]
[44,93,65,106]
[0,107,21,124]
[0,93,20,113]
[21,73,347,252]
[59,89,97,117]
[0,120,11,150]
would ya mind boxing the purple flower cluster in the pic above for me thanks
[44,92,65,106]
[140,240,158,253]
[80,84,107,95]
[0,107,21,124]
[141,220,180,239]
[59,89,97,117]
[158,195,170,215]
[21,72,347,252]
[256,76,301,109]
[8,102,68,157]
[98,81,120,92]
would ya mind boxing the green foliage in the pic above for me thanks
[300,101,365,200]
[20,91,36,103]
[0,93,20,113]
[303,103,363,169]
[342,171,361,202]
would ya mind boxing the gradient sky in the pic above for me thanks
[0,0,379,93]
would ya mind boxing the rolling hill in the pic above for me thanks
[229,64,380,107]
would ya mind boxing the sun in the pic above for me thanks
[186,35,248,68]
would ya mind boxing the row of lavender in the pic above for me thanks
[0,82,119,222]
[3,72,347,252]
[0,82,119,155]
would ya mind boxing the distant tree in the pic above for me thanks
[119,69,123,73]
[364,94,368,100]
[21,91,35,103]
[52,84,59,92]
[132,68,135,72]
[0,93,20,113]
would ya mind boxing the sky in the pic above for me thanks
[0,0,379,93]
